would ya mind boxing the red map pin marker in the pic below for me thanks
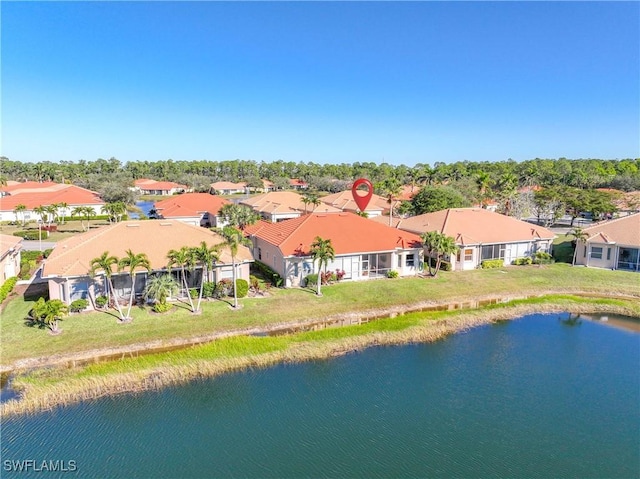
[351,178,373,212]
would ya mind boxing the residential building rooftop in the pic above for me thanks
[43,220,253,277]
[246,212,422,256]
[581,213,640,246]
[152,193,231,218]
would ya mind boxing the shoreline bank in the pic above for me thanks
[2,296,638,417]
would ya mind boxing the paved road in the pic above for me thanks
[21,240,57,251]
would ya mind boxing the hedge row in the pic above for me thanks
[251,261,284,287]
[0,277,18,303]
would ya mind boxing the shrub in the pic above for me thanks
[235,279,249,298]
[69,298,89,313]
[251,261,284,287]
[19,262,32,280]
[13,230,40,240]
[0,277,18,303]
[427,257,452,272]
[249,275,261,294]
[533,252,555,265]
[481,259,504,269]
[43,248,54,258]
[304,274,318,288]
[213,279,233,299]
[512,257,533,266]
[335,269,345,281]
[21,251,42,262]
[202,281,216,298]
[189,288,199,299]
[386,270,399,278]
[320,271,337,285]
[95,295,109,308]
[153,301,173,313]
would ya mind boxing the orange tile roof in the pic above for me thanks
[320,190,388,213]
[289,178,308,186]
[241,192,341,216]
[0,233,22,255]
[211,181,247,190]
[398,185,419,201]
[249,212,422,256]
[0,185,104,210]
[373,208,555,245]
[582,213,640,247]
[134,179,187,190]
[1,181,61,195]
[153,193,231,218]
[43,220,253,277]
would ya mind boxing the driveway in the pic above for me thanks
[21,240,57,251]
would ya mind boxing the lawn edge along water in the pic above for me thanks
[2,295,638,417]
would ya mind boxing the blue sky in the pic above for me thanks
[2,1,638,166]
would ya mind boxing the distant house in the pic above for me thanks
[245,212,423,287]
[210,181,247,195]
[319,190,392,218]
[374,208,555,271]
[0,234,22,284]
[288,178,308,190]
[241,191,341,223]
[150,193,231,227]
[573,214,640,272]
[133,179,188,196]
[0,182,105,223]
[43,220,253,308]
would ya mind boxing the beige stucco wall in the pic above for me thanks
[1,248,21,284]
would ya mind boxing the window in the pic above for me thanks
[258,248,262,260]
[481,244,505,260]
[606,248,611,261]
[464,249,473,261]
[406,254,415,267]
[293,262,299,277]
[591,247,603,260]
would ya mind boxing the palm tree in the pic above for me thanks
[569,227,589,266]
[33,205,47,225]
[118,250,151,320]
[475,171,493,208]
[90,251,126,321]
[102,201,127,223]
[71,206,94,231]
[377,179,402,226]
[301,192,320,214]
[421,231,458,277]
[44,204,58,227]
[216,226,252,308]
[143,274,179,310]
[192,241,221,312]
[56,202,69,224]
[13,204,27,226]
[309,236,335,296]
[167,246,197,312]
[218,203,260,230]
[30,298,68,334]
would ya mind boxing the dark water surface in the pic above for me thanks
[2,313,639,478]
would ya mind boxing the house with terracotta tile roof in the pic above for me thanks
[573,214,640,272]
[245,212,423,287]
[0,234,22,285]
[150,193,232,227]
[319,190,392,218]
[133,179,188,196]
[372,208,555,271]
[288,178,308,190]
[210,181,247,195]
[43,220,253,307]
[241,191,341,222]
[0,182,105,223]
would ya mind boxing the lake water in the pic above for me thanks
[2,313,638,478]
[128,200,155,219]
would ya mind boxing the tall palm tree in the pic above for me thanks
[421,231,458,277]
[13,204,27,226]
[44,204,57,227]
[216,226,252,308]
[309,236,335,296]
[301,192,320,214]
[102,201,127,223]
[377,179,402,226]
[56,202,69,224]
[33,205,47,225]
[118,250,152,320]
[192,241,221,312]
[90,251,126,321]
[475,171,494,208]
[569,227,589,266]
[218,203,260,230]
[167,246,197,312]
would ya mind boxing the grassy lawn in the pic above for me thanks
[553,234,575,263]
[0,220,111,242]
[1,263,639,367]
